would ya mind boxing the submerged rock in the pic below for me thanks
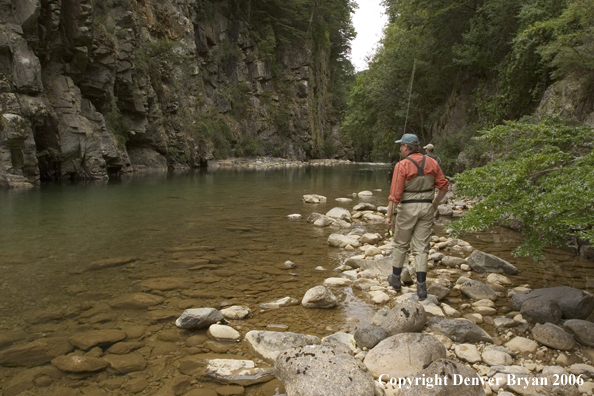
[51,355,109,373]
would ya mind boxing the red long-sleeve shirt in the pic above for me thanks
[388,153,449,203]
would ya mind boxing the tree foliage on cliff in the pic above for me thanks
[449,116,594,260]
[343,0,594,170]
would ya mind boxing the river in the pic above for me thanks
[0,163,592,395]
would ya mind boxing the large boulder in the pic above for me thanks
[466,250,518,274]
[426,317,494,344]
[245,331,321,364]
[396,359,485,396]
[364,333,446,379]
[379,300,426,335]
[511,286,594,320]
[276,345,375,396]
[563,319,594,347]
[325,207,352,222]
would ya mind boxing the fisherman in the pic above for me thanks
[385,134,449,299]
[423,143,441,166]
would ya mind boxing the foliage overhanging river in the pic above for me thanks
[1,163,593,395]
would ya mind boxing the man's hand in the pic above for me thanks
[385,215,392,229]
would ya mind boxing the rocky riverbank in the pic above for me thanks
[1,188,594,396]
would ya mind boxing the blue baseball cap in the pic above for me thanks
[395,133,420,145]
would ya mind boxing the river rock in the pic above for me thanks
[454,343,481,363]
[486,273,512,286]
[175,308,224,329]
[326,207,352,222]
[364,333,446,379]
[532,323,576,351]
[303,195,326,203]
[328,234,361,248]
[245,331,321,364]
[0,337,74,367]
[314,216,334,227]
[51,355,108,373]
[441,256,467,267]
[458,279,497,301]
[397,359,485,396]
[69,330,127,350]
[354,325,389,349]
[379,300,426,335]
[103,352,147,373]
[511,286,594,319]
[563,319,594,347]
[520,298,562,324]
[360,233,381,244]
[352,278,380,291]
[276,345,374,396]
[354,203,376,211]
[108,293,164,310]
[204,359,275,386]
[302,286,338,308]
[139,277,192,291]
[207,324,241,342]
[482,347,513,366]
[427,284,450,301]
[358,257,393,277]
[323,277,352,287]
[220,305,252,320]
[504,336,539,354]
[260,297,299,309]
[466,250,519,274]
[426,317,494,343]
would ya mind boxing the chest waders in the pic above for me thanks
[390,156,435,299]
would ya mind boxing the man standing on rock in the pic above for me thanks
[424,143,441,167]
[385,134,449,299]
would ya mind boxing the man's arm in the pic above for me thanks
[433,188,448,212]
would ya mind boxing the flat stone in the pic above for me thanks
[139,277,192,291]
[86,257,137,271]
[0,337,74,367]
[204,359,275,386]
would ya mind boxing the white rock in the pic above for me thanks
[207,324,241,342]
[220,305,252,320]
[442,304,461,318]
[358,190,373,197]
[287,214,302,220]
[505,336,539,354]
[369,291,391,304]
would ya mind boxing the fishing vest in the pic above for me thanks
[401,156,435,204]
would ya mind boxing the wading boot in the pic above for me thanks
[388,267,402,291]
[416,271,427,300]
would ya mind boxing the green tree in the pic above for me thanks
[449,116,594,260]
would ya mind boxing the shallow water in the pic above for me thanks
[0,163,593,395]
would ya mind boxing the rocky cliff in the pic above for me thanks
[0,0,348,187]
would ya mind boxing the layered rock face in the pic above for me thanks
[0,0,345,187]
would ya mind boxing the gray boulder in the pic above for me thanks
[354,325,389,349]
[175,308,223,330]
[302,286,338,308]
[427,317,494,344]
[458,279,497,301]
[520,298,562,324]
[532,323,576,351]
[326,207,352,222]
[563,319,594,347]
[245,331,321,364]
[397,359,485,396]
[364,333,446,379]
[441,256,467,267]
[512,286,594,320]
[466,250,519,274]
[380,300,426,335]
[276,345,375,396]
